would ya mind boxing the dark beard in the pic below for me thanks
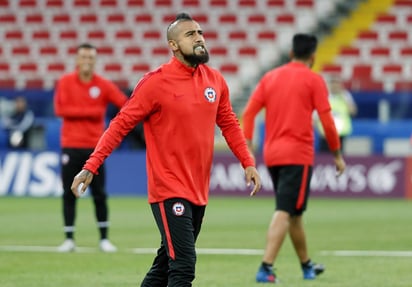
[182,50,209,66]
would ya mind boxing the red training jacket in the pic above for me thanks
[84,57,255,205]
[54,71,128,148]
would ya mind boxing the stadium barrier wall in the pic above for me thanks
[0,150,411,198]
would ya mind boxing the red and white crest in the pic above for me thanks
[204,87,216,103]
[172,202,185,216]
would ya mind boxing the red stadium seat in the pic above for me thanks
[52,14,71,25]
[59,30,78,41]
[239,0,257,7]
[12,46,30,56]
[276,14,295,24]
[32,30,51,41]
[25,14,43,24]
[132,63,150,72]
[347,78,383,91]
[321,63,342,75]
[267,0,285,7]
[87,30,106,41]
[375,13,397,25]
[5,30,23,40]
[104,63,122,72]
[352,64,372,79]
[0,0,9,7]
[228,31,247,41]
[0,15,16,24]
[97,46,114,56]
[67,46,78,55]
[370,47,390,57]
[219,14,238,25]
[400,47,412,57]
[79,14,99,24]
[0,79,15,88]
[203,31,218,41]
[127,0,144,6]
[151,47,170,56]
[143,30,161,40]
[393,0,412,7]
[155,0,172,6]
[25,78,44,89]
[0,62,10,73]
[394,80,412,91]
[124,46,142,56]
[99,0,118,7]
[19,62,38,73]
[257,31,277,41]
[357,30,379,42]
[238,46,257,56]
[183,0,201,7]
[39,46,58,56]
[388,30,408,42]
[295,0,314,8]
[210,0,228,7]
[220,63,239,74]
[162,14,176,24]
[209,47,228,56]
[381,64,403,75]
[47,63,66,72]
[339,46,360,57]
[74,0,92,7]
[134,14,153,24]
[192,14,208,24]
[19,0,37,8]
[115,30,134,40]
[406,14,412,24]
[46,0,64,8]
[248,14,266,25]
[106,13,125,24]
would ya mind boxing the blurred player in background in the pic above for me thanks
[54,43,128,252]
[242,33,346,283]
[70,13,261,286]
[316,75,357,153]
[1,96,34,149]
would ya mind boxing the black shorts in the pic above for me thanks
[268,165,312,216]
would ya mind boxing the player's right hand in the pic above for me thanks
[71,169,94,198]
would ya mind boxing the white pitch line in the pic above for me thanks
[0,245,264,255]
[131,248,263,255]
[320,250,412,257]
[2,246,411,257]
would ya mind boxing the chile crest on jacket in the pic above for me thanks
[204,87,217,103]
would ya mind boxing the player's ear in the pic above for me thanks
[168,40,178,52]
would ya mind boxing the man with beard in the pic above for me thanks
[54,43,128,252]
[70,13,262,287]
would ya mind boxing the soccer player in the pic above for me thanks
[54,43,128,252]
[242,34,346,283]
[70,13,261,286]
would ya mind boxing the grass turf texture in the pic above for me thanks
[0,196,411,286]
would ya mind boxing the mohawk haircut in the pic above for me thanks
[167,12,193,40]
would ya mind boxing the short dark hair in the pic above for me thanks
[292,34,317,60]
[77,43,96,51]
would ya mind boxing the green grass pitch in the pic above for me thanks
[0,196,411,286]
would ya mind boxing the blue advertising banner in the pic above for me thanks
[0,150,148,197]
[0,150,408,198]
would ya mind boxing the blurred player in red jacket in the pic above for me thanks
[54,43,128,253]
[243,34,346,283]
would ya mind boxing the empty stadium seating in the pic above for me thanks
[321,1,412,92]
[0,0,341,96]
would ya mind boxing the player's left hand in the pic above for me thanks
[245,166,261,196]
[71,169,94,198]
